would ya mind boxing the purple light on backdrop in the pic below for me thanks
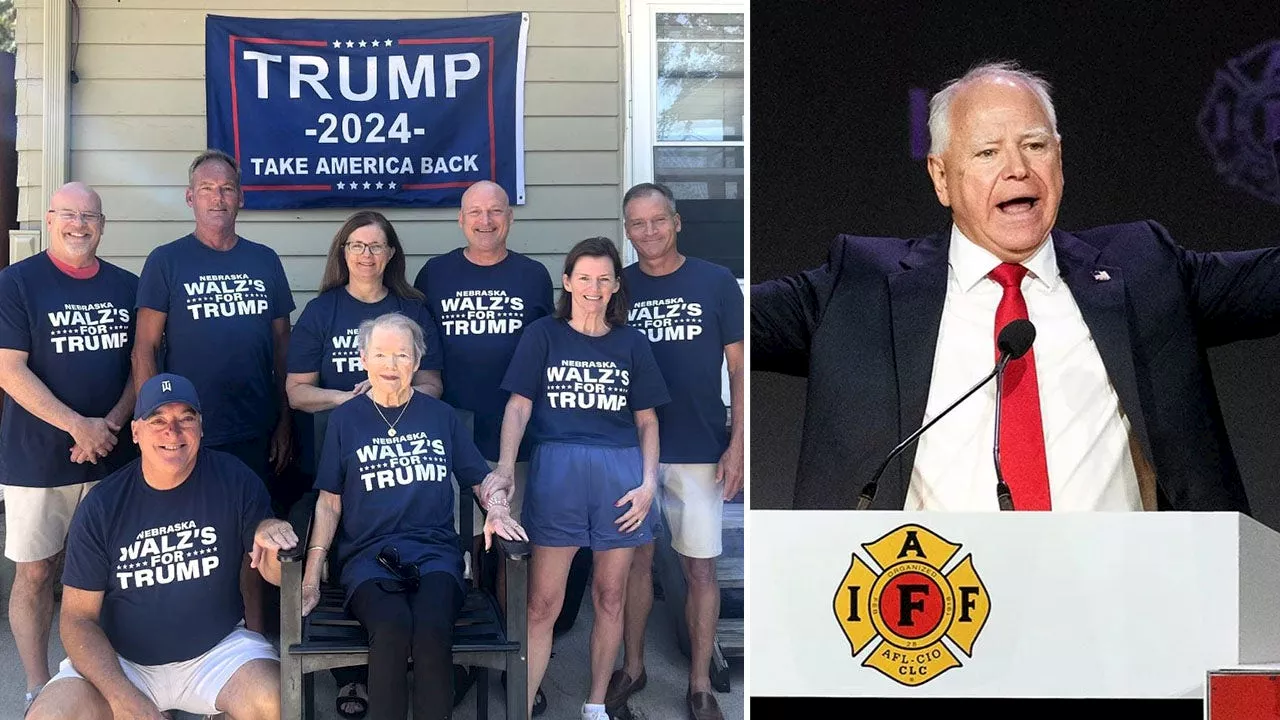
[910,87,930,160]
[1197,39,1280,205]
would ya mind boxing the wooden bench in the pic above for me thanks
[277,487,530,720]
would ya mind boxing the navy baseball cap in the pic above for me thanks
[134,373,202,419]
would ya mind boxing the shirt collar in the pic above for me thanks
[948,224,1059,293]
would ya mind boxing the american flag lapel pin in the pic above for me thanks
[1092,270,1111,282]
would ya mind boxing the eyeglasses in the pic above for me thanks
[345,242,390,256]
[376,545,420,593]
[49,210,104,224]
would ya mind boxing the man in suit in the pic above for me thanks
[751,60,1280,512]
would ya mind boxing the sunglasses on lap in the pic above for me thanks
[376,545,421,593]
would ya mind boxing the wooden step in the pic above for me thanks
[719,501,743,590]
[722,500,744,531]
[717,618,744,657]
[716,553,744,589]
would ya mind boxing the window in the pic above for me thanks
[628,1,746,407]
[629,2,746,280]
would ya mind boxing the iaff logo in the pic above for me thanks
[832,524,989,687]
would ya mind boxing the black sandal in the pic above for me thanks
[335,681,368,719]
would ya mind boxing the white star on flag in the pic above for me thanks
[358,40,367,48]
[385,38,394,46]
[345,40,354,48]
[375,181,384,189]
[332,40,342,48]
[388,181,397,189]
[363,182,372,190]
[336,182,346,190]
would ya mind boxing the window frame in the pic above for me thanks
[625,0,746,280]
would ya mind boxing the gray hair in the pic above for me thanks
[189,149,241,189]
[357,313,427,367]
[623,182,678,216]
[928,60,1059,155]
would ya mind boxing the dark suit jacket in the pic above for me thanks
[751,221,1280,513]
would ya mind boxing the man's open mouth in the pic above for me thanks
[996,197,1038,213]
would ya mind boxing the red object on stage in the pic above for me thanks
[1208,671,1280,719]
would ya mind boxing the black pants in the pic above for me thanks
[332,665,369,693]
[349,572,464,720]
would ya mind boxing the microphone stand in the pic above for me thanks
[855,352,1012,510]
[993,357,1015,511]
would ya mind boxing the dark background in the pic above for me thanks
[749,2,1280,530]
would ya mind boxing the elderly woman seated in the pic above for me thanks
[298,311,527,720]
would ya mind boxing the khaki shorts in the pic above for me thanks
[46,625,279,715]
[3,482,99,562]
[656,463,723,559]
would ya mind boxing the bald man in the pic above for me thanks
[0,182,139,714]
[415,181,553,542]
[413,179,554,713]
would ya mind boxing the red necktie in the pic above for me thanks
[988,263,1052,510]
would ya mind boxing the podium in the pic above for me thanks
[750,511,1280,700]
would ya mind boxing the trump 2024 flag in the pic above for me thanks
[205,13,528,209]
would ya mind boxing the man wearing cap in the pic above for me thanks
[0,181,137,715]
[25,373,297,720]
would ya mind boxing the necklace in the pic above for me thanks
[372,392,412,437]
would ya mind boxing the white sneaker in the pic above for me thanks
[582,702,610,720]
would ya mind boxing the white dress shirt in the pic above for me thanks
[905,226,1143,511]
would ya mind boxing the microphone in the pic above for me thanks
[855,318,1037,510]
[991,319,1035,510]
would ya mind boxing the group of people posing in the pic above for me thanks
[3,149,743,720]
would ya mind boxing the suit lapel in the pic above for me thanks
[1053,231,1156,475]
[887,235,950,500]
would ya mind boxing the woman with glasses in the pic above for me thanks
[490,237,669,720]
[284,210,443,718]
[299,312,528,720]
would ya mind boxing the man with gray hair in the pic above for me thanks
[752,59,1280,513]
[610,181,743,720]
[132,149,295,500]
[0,182,137,715]
[132,149,296,630]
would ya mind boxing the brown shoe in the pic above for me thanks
[687,689,724,720]
[604,668,647,710]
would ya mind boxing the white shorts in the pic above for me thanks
[2,482,99,562]
[657,463,723,559]
[46,626,278,715]
[452,409,527,536]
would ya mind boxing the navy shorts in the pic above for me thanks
[525,442,654,551]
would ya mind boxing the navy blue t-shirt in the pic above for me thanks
[288,288,445,474]
[314,391,490,606]
[413,248,553,461]
[61,450,271,666]
[624,258,744,463]
[288,288,444,391]
[0,253,138,487]
[136,235,295,445]
[501,316,670,448]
